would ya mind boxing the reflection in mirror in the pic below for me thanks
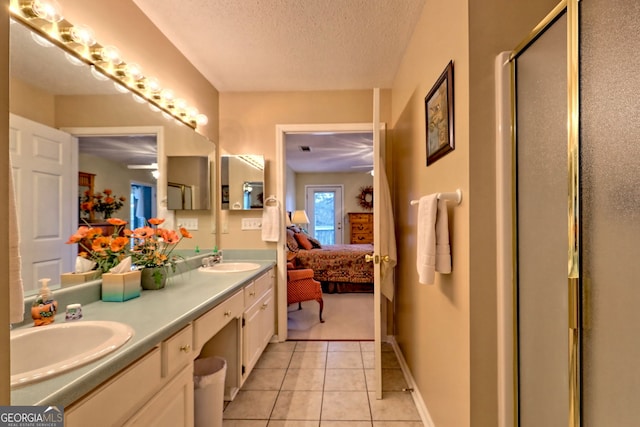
[167,156,211,210]
[9,19,216,295]
[221,155,265,210]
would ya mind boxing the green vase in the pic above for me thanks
[140,266,168,290]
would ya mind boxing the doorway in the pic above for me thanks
[130,183,156,228]
[275,123,380,342]
[305,185,344,245]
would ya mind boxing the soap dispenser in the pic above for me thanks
[31,278,58,326]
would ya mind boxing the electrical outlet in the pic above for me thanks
[241,218,262,230]
[181,218,198,231]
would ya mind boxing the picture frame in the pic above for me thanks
[425,60,454,166]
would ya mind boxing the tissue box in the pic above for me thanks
[61,271,101,287]
[101,270,142,302]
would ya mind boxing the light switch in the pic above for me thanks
[181,218,198,230]
[241,218,262,230]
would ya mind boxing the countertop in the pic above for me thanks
[10,256,275,407]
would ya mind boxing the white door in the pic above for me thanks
[10,114,76,293]
[372,88,384,399]
[305,185,344,244]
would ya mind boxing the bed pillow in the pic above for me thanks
[288,225,302,233]
[294,232,314,250]
[305,233,322,249]
[286,229,299,251]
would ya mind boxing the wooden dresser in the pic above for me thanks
[348,212,373,244]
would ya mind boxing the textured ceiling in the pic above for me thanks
[132,0,426,92]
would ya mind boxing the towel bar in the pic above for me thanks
[410,189,462,206]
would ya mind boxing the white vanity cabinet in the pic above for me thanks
[63,265,275,426]
[242,269,275,380]
[65,324,195,427]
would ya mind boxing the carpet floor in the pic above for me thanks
[287,293,374,341]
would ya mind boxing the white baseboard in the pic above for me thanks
[387,336,435,427]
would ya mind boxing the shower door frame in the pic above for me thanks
[507,0,581,426]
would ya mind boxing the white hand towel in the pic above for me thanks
[379,166,397,301]
[435,199,452,274]
[416,194,438,285]
[261,204,280,242]
[9,168,25,323]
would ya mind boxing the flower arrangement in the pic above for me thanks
[66,217,192,280]
[80,189,126,219]
[66,218,131,273]
[129,218,193,288]
[130,218,193,268]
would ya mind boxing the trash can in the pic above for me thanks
[194,356,227,427]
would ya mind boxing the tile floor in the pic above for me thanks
[223,341,424,427]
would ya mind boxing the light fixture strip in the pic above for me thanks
[8,4,207,129]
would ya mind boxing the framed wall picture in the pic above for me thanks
[425,60,454,165]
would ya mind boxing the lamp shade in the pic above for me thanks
[291,210,310,225]
[286,214,292,226]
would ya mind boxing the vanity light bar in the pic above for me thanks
[9,0,208,130]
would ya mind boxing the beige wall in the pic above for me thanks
[10,78,55,127]
[389,0,560,426]
[390,1,471,426]
[294,172,373,243]
[218,90,390,249]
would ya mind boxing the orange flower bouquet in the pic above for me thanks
[80,189,126,219]
[66,218,131,273]
[129,218,193,289]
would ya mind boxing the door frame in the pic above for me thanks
[275,122,386,342]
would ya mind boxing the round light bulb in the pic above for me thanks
[70,24,96,46]
[113,82,129,93]
[31,0,64,23]
[146,77,161,93]
[31,32,54,48]
[160,89,175,102]
[126,63,144,81]
[64,52,85,66]
[101,45,122,65]
[196,114,209,126]
[90,65,109,81]
[175,98,188,111]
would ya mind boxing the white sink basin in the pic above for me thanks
[199,262,261,273]
[10,320,134,388]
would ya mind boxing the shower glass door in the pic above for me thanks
[580,0,640,425]
[514,11,568,427]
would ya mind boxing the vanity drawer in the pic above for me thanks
[162,324,194,378]
[244,281,257,307]
[254,270,274,299]
[193,290,243,352]
[65,347,162,426]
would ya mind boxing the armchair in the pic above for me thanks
[287,262,324,323]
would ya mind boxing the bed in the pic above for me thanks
[288,232,374,293]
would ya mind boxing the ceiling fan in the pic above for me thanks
[351,164,374,175]
[127,162,158,170]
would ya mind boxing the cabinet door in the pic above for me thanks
[124,364,194,427]
[243,288,274,378]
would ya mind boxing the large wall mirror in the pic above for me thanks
[221,155,265,210]
[167,156,211,210]
[9,18,216,295]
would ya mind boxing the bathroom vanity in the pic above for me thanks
[10,256,276,427]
